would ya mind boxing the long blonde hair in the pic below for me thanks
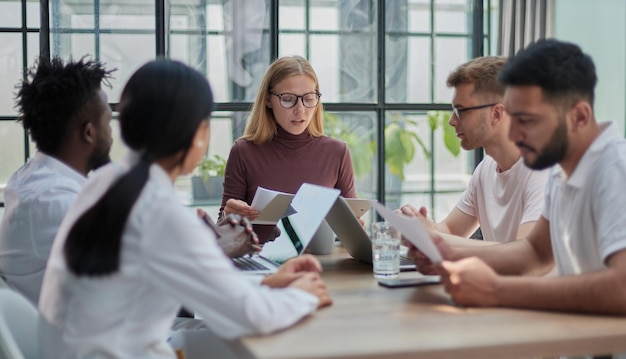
[243,56,324,144]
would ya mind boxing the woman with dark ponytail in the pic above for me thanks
[39,60,332,359]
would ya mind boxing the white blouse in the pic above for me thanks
[39,154,318,359]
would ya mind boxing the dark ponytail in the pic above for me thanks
[64,156,152,275]
[64,60,214,276]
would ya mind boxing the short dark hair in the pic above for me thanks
[15,56,114,154]
[498,38,597,107]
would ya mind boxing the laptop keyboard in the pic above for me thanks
[400,255,414,266]
[232,256,270,271]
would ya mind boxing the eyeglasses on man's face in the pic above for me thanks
[451,103,498,121]
[269,91,321,109]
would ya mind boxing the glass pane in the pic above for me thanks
[397,37,431,103]
[434,36,470,103]
[0,121,26,185]
[435,0,470,33]
[0,1,21,27]
[0,34,23,116]
[26,0,40,28]
[310,2,339,31]
[99,8,155,30]
[385,111,467,221]
[337,31,377,103]
[280,0,305,30]
[26,33,39,69]
[384,112,429,209]
[408,0,431,33]
[324,111,377,199]
[310,35,340,102]
[100,34,155,102]
[170,0,269,103]
[51,2,157,103]
[181,111,245,213]
[279,33,306,58]
[169,34,231,103]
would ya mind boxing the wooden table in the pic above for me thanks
[230,245,626,359]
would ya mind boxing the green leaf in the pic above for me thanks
[440,111,461,157]
[427,111,438,131]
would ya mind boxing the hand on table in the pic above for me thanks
[436,257,500,307]
[263,256,332,309]
[261,254,322,288]
[288,272,333,309]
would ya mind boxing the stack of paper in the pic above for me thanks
[250,187,296,225]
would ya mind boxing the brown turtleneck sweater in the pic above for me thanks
[220,126,356,216]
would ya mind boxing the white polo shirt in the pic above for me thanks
[457,156,549,242]
[543,122,626,276]
[0,152,86,304]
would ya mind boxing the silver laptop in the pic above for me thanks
[325,198,416,271]
[233,183,340,274]
[344,198,373,218]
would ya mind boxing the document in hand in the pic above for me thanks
[371,202,442,263]
[250,187,296,225]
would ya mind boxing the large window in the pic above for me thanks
[0,0,497,221]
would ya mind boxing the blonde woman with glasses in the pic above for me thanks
[219,56,356,239]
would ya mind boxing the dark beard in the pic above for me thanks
[520,117,568,170]
[88,150,111,171]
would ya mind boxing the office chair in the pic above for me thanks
[0,288,39,359]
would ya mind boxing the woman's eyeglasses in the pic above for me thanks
[269,91,321,109]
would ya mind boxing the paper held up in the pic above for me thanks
[250,186,296,225]
[371,201,442,263]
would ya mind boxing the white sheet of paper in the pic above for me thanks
[371,201,442,263]
[250,187,296,225]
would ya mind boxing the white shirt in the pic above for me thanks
[0,152,85,304]
[39,153,318,359]
[456,156,549,242]
[543,122,626,276]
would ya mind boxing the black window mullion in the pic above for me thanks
[376,0,386,206]
[269,0,279,62]
[472,0,485,167]
[156,0,166,57]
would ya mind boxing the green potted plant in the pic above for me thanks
[191,154,227,200]
[324,110,460,182]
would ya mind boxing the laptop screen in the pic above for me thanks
[258,183,340,262]
[281,217,304,254]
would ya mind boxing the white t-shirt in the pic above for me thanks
[543,122,626,276]
[39,153,318,359]
[0,152,85,304]
[456,156,549,242]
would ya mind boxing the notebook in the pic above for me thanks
[324,197,416,271]
[233,183,340,274]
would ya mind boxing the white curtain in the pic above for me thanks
[498,0,555,57]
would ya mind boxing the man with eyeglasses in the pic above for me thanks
[402,56,549,245]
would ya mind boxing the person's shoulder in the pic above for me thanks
[472,155,495,174]
[232,137,256,151]
[9,164,84,200]
[316,135,348,151]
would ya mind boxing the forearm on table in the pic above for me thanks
[493,269,626,315]
[445,235,550,276]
